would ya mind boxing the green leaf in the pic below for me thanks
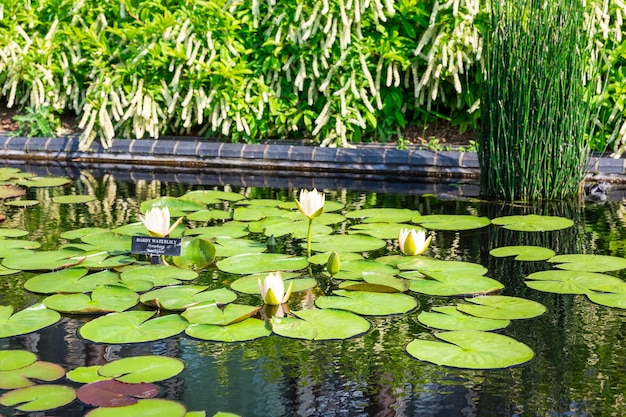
[182,303,260,325]
[347,222,407,239]
[315,290,417,315]
[79,311,188,343]
[417,306,510,331]
[42,285,138,313]
[185,318,271,342]
[121,265,198,287]
[98,356,186,383]
[25,269,119,294]
[141,196,206,214]
[408,272,503,296]
[490,246,556,261]
[140,286,237,310]
[17,176,71,188]
[172,237,216,269]
[0,361,66,389]
[457,296,546,320]
[85,398,187,417]
[548,254,626,272]
[414,215,491,230]
[3,249,82,270]
[216,253,308,274]
[0,304,61,337]
[345,208,418,223]
[263,220,333,239]
[525,270,626,294]
[52,195,96,204]
[394,256,488,276]
[0,350,37,371]
[406,331,534,369]
[0,384,76,412]
[491,215,574,231]
[307,234,386,253]
[213,237,266,257]
[270,309,371,340]
[81,232,132,253]
[331,260,399,281]
[586,292,626,309]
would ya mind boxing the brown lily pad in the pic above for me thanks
[77,379,159,407]
[0,185,25,200]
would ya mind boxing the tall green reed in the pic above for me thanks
[479,0,595,201]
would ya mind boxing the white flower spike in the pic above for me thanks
[139,206,183,237]
[258,272,293,305]
[398,228,432,256]
[296,188,325,219]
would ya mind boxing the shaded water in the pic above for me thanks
[0,164,624,417]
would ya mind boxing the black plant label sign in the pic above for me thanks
[131,236,182,256]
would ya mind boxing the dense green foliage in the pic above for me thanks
[0,0,623,152]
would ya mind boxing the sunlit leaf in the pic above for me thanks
[42,285,138,313]
[414,214,490,230]
[0,361,66,389]
[316,290,417,315]
[79,311,188,343]
[216,253,308,274]
[85,398,187,417]
[490,246,556,261]
[548,254,626,272]
[417,306,510,331]
[182,303,260,325]
[52,195,96,204]
[0,384,76,411]
[457,296,546,320]
[140,286,237,310]
[491,215,573,231]
[270,309,370,340]
[525,270,626,294]
[185,318,271,342]
[0,304,61,337]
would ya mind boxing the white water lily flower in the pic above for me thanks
[398,228,432,256]
[296,188,325,219]
[258,272,293,305]
[139,207,182,237]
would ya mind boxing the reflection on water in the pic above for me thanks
[0,166,624,417]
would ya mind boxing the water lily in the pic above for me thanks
[398,228,432,256]
[296,188,325,219]
[258,272,293,305]
[139,207,183,237]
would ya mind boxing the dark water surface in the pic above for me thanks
[0,164,624,417]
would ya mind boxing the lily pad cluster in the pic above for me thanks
[0,350,236,416]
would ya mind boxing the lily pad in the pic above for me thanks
[52,195,96,204]
[3,248,81,270]
[172,237,216,269]
[0,384,76,412]
[216,253,308,274]
[17,176,71,187]
[0,360,66,389]
[345,208,418,223]
[264,220,333,239]
[85,398,187,417]
[406,330,534,369]
[230,274,315,295]
[140,287,237,310]
[548,254,626,272]
[491,214,574,231]
[81,232,132,253]
[338,272,410,292]
[25,269,120,294]
[185,318,271,342]
[394,256,488,276]
[5,199,39,207]
[182,303,260,325]
[270,309,371,340]
[42,285,139,314]
[121,265,198,289]
[307,251,363,266]
[417,306,510,331]
[213,237,267,257]
[79,311,188,343]
[186,209,232,221]
[0,228,28,238]
[77,379,159,407]
[233,206,288,221]
[307,234,386,253]
[332,259,399,281]
[185,224,249,239]
[140,196,206,214]
[347,223,407,239]
[0,350,37,371]
[457,296,546,320]
[69,356,185,384]
[183,190,244,202]
[315,290,417,315]
[0,304,61,337]
[0,185,26,199]
[489,246,556,261]
[408,272,504,296]
[60,227,109,240]
[586,292,626,309]
[414,215,491,231]
[525,270,626,294]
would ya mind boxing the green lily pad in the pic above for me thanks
[395,256,488,276]
[338,272,410,292]
[282,211,346,226]
[186,209,232,221]
[17,176,71,187]
[216,253,308,274]
[525,270,626,294]
[414,215,491,230]
[0,239,41,253]
[182,303,260,325]
[230,274,315,294]
[0,264,20,275]
[315,290,417,315]
[347,223,407,239]
[236,198,284,207]
[548,254,626,272]
[417,306,510,331]
[5,199,39,207]
[233,206,288,221]
[408,272,504,296]
[0,360,66,389]
[42,285,139,313]
[345,208,418,223]
[140,286,237,310]
[406,330,534,369]
[185,318,271,342]
[183,190,244,202]
[491,215,574,231]
[60,227,109,240]
[81,232,132,253]
[172,237,216,269]
[270,309,371,340]
[25,269,120,294]
[307,234,386,253]
[0,384,76,412]
[71,252,135,269]
[52,195,96,204]
[0,350,37,371]
[307,251,363,266]
[280,200,344,213]
[98,356,185,383]
[213,237,266,257]
[0,228,28,238]
[141,196,206,214]
[65,366,108,383]
[77,379,159,407]
[457,296,546,320]
[121,265,198,289]
[490,246,556,261]
[331,260,399,281]
[85,398,187,417]
[586,292,626,309]
[263,220,333,239]
[185,224,249,239]
[247,217,287,234]
[3,248,81,270]
[0,304,61,337]
[79,311,188,343]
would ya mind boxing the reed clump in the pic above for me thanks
[479,0,596,201]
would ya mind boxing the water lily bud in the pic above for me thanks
[398,228,431,256]
[267,234,277,253]
[326,251,340,275]
[296,188,325,219]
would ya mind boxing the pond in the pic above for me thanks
[0,163,624,417]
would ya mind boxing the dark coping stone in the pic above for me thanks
[359,148,382,164]
[219,143,244,158]
[109,139,132,153]
[195,142,221,158]
[263,144,291,160]
[152,140,178,156]
[241,144,267,159]
[334,148,360,164]
[129,140,156,154]
[460,153,480,168]
[24,137,50,152]
[312,147,338,162]
[383,148,410,165]
[597,157,625,175]
[173,140,200,156]
[5,136,28,150]
[408,150,437,166]
[435,151,463,167]
[59,137,82,152]
[0,136,9,150]
[289,146,315,161]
